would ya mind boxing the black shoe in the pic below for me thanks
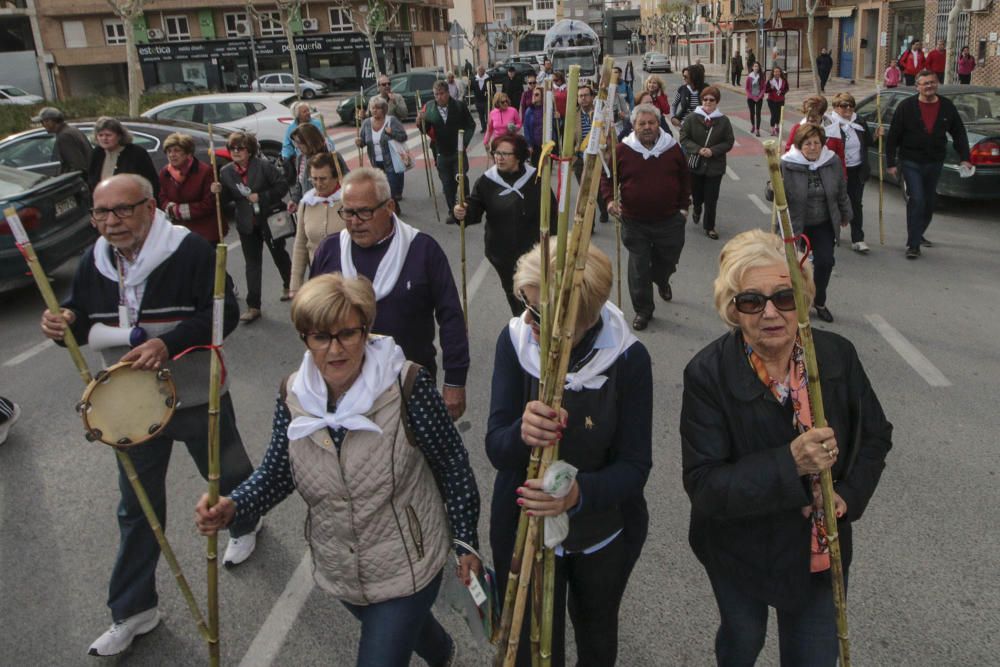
[632,313,650,331]
[706,229,719,240]
[692,208,701,226]
[906,247,920,259]
[599,214,609,223]
[920,237,933,247]
[814,305,834,323]
[658,283,672,301]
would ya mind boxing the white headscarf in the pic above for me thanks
[338,214,418,300]
[781,145,839,170]
[299,187,342,207]
[693,106,724,120]
[622,128,677,160]
[483,164,536,198]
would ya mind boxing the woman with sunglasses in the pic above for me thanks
[679,85,735,240]
[450,134,556,315]
[681,228,892,667]
[484,91,522,148]
[825,93,876,254]
[487,243,652,667]
[779,124,851,323]
[195,272,481,666]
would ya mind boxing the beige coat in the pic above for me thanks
[284,362,451,605]
[289,201,344,291]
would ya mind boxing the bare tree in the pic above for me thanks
[333,0,400,80]
[499,20,533,56]
[706,0,733,66]
[804,0,822,93]
[660,1,693,68]
[943,0,970,84]
[106,0,146,116]
[245,0,303,98]
[464,26,486,68]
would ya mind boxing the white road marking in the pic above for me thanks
[865,314,952,387]
[3,339,54,367]
[240,255,491,666]
[726,166,741,181]
[747,193,771,215]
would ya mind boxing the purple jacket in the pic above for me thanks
[310,229,470,386]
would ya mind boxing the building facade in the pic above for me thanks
[34,0,454,99]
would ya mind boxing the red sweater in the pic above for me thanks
[925,49,946,76]
[898,49,926,76]
[600,141,690,221]
[158,157,226,243]
[766,77,788,102]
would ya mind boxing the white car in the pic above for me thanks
[142,92,298,157]
[0,85,43,105]
[644,54,672,73]
[251,73,328,99]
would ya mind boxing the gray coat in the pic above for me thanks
[679,113,735,178]
[359,115,408,173]
[780,157,852,236]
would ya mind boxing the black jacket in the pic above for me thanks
[88,143,160,200]
[681,329,892,610]
[419,97,477,157]
[885,94,971,167]
[816,53,834,77]
[218,157,289,235]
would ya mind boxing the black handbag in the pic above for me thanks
[687,126,713,171]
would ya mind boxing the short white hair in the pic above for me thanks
[342,166,392,202]
[630,103,661,125]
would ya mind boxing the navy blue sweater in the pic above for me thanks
[310,231,470,386]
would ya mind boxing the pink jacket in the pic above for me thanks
[484,107,522,146]
[883,66,901,88]
[744,73,765,101]
[957,55,976,76]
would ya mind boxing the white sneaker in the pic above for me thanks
[852,241,871,254]
[88,607,160,656]
[0,401,21,445]
[223,519,262,568]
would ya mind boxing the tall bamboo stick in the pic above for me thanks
[763,140,852,667]
[3,206,212,645]
[458,129,468,328]
[538,81,555,369]
[356,85,365,167]
[553,69,581,299]
[607,75,623,307]
[876,87,885,246]
[771,103,786,234]
[415,90,442,222]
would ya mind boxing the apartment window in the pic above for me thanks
[536,19,554,30]
[224,12,250,38]
[103,19,126,46]
[776,0,793,11]
[259,10,283,37]
[329,8,352,32]
[62,20,87,48]
[537,0,554,9]
[164,15,191,42]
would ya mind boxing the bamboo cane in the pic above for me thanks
[608,79,623,308]
[554,69,581,293]
[538,81,555,368]
[763,140,852,667]
[356,85,365,167]
[415,90,442,222]
[876,87,885,246]
[3,206,212,645]
[770,104,786,234]
[457,129,469,328]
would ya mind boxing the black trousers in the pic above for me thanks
[488,254,524,316]
[475,101,488,132]
[767,100,784,128]
[801,222,836,308]
[691,173,724,232]
[904,73,916,86]
[621,213,686,317]
[746,98,763,130]
[435,151,469,212]
[846,165,866,243]
[731,72,742,87]
[959,73,972,84]
[819,72,831,92]
[239,223,291,309]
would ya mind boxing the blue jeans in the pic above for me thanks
[900,160,943,250]
[109,393,255,621]
[374,160,405,201]
[708,569,845,667]
[341,570,452,667]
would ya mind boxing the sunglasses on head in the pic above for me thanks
[732,289,797,314]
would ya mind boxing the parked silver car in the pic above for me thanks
[251,73,328,99]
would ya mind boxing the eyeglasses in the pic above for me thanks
[338,199,390,221]
[526,80,537,85]
[90,198,149,222]
[518,290,541,324]
[836,102,855,109]
[300,326,367,351]
[228,145,247,152]
[701,97,717,102]
[492,150,515,158]
[732,289,797,314]
[499,100,509,105]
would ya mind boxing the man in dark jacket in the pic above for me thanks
[417,80,477,211]
[472,64,491,132]
[33,106,92,174]
[816,48,834,92]
[39,174,258,657]
[730,53,744,87]
[886,70,972,258]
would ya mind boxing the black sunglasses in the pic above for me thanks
[732,289,797,314]
[518,290,541,324]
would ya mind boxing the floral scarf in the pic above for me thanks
[746,338,831,573]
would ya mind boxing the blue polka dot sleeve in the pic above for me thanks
[409,368,481,554]
[230,397,296,525]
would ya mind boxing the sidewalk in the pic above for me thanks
[698,62,879,111]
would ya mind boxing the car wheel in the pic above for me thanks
[302,89,316,100]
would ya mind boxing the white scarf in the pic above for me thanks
[94,209,189,321]
[299,187,342,207]
[507,302,638,391]
[622,128,677,160]
[483,164,535,198]
[768,77,784,92]
[693,106,724,120]
[286,336,406,439]
[338,214,418,300]
[781,145,839,170]
[747,71,760,83]
[825,110,865,134]
[475,74,489,88]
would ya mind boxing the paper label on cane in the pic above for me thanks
[543,91,554,143]
[558,163,570,213]
[458,131,464,154]
[212,298,224,346]
[3,207,29,244]
[118,305,130,329]
[467,574,487,606]
[585,100,604,155]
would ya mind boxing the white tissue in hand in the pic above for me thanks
[542,461,578,549]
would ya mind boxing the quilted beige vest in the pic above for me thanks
[284,362,451,605]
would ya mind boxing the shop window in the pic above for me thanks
[260,11,283,37]
[329,8,352,33]
[165,15,191,42]
[103,19,126,46]
[224,12,250,38]
[537,0,554,9]
[62,20,87,48]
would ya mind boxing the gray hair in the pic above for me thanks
[368,96,389,113]
[433,80,449,93]
[93,116,133,145]
[630,103,661,125]
[290,101,311,117]
[342,166,392,203]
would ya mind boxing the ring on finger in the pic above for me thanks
[828,450,835,459]
[821,442,830,453]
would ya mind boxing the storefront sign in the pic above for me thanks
[137,32,412,63]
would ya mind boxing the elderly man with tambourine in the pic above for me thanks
[39,174,259,658]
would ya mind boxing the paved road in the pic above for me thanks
[1,69,998,666]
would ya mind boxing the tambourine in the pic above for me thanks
[77,362,176,447]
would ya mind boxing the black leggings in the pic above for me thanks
[691,173,724,232]
[767,99,784,128]
[747,98,763,129]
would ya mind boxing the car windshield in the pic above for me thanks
[553,54,597,75]
[0,165,46,198]
[951,91,1000,124]
[1,86,30,97]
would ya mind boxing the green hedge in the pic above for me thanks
[0,92,201,138]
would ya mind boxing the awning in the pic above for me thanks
[828,7,856,18]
